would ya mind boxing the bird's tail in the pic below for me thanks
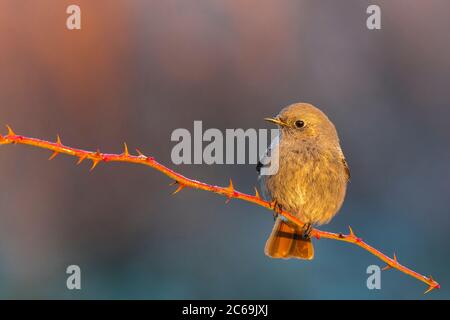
[264,218,314,260]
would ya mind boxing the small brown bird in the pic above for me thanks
[258,103,349,260]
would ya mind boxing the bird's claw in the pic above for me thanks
[302,223,313,239]
[270,199,283,221]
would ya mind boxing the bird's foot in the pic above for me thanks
[270,199,283,221]
[302,223,313,240]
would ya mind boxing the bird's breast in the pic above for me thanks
[262,141,348,225]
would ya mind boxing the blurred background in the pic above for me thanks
[0,0,449,299]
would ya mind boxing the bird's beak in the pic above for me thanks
[264,117,287,127]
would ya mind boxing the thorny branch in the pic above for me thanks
[0,126,440,294]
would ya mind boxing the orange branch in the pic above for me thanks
[0,126,440,294]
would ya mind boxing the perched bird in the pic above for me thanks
[257,103,350,260]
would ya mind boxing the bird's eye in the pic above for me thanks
[294,120,305,128]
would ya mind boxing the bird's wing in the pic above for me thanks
[341,154,350,181]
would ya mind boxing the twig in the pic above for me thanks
[0,126,440,293]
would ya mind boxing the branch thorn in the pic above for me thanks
[123,143,129,156]
[382,264,392,271]
[348,226,355,237]
[227,179,234,192]
[135,148,144,157]
[56,134,62,145]
[48,151,59,160]
[90,159,100,171]
[6,125,15,137]
[424,283,438,294]
[424,286,433,294]
[172,183,186,195]
[76,155,87,165]
[254,187,261,200]
[423,276,440,294]
[225,179,235,203]
[94,148,107,162]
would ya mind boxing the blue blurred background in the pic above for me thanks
[0,0,449,299]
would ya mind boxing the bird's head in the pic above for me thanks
[265,103,339,142]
